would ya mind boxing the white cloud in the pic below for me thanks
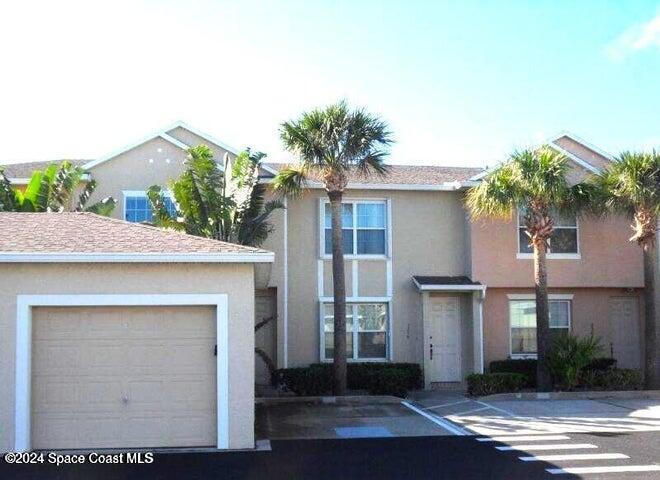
[606,11,660,60]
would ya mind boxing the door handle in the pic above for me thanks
[430,343,433,360]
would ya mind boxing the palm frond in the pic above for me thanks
[272,165,310,197]
[0,167,16,212]
[84,197,117,217]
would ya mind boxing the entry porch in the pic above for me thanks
[413,276,486,389]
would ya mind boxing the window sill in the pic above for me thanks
[516,253,581,260]
[320,254,389,260]
[510,354,538,360]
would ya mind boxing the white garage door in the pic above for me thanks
[608,297,641,369]
[31,305,217,449]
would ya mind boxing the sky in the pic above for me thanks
[0,0,659,168]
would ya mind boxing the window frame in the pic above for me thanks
[516,208,581,260]
[507,294,573,359]
[319,299,391,362]
[319,198,391,259]
[122,190,176,223]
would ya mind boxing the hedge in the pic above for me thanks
[273,362,422,398]
[467,372,527,397]
[582,368,643,391]
[489,359,537,387]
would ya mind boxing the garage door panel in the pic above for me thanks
[32,306,217,449]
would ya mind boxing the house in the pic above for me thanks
[0,123,646,447]
[0,212,273,452]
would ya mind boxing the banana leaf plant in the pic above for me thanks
[0,161,116,215]
[147,145,283,247]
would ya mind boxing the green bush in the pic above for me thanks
[547,334,602,390]
[582,368,643,391]
[366,368,409,397]
[467,372,527,396]
[273,364,332,396]
[490,359,537,387]
[584,357,617,372]
[273,362,422,397]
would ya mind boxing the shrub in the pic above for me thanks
[582,368,643,391]
[366,368,409,397]
[273,364,332,395]
[490,359,537,387]
[273,363,422,397]
[584,357,617,372]
[467,372,527,397]
[547,334,602,391]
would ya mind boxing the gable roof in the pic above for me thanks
[0,212,273,263]
[262,163,483,190]
[468,131,611,182]
[81,121,225,171]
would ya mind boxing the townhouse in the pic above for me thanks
[3,124,645,394]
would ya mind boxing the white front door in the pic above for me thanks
[608,297,641,369]
[428,296,462,382]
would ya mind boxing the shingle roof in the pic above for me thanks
[1,160,90,178]
[262,163,483,185]
[413,275,481,286]
[0,212,272,262]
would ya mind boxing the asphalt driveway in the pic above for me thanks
[256,395,457,440]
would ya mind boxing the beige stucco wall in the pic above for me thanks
[0,262,256,452]
[482,287,644,368]
[471,214,643,288]
[272,187,470,367]
[88,129,235,222]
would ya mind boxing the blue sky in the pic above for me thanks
[0,0,658,168]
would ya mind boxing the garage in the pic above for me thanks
[32,306,217,449]
[0,212,274,452]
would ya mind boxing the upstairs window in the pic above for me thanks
[124,192,176,223]
[517,208,578,254]
[324,201,387,256]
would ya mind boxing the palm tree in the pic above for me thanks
[466,146,593,391]
[147,145,283,247]
[0,161,116,215]
[595,151,660,388]
[272,101,393,395]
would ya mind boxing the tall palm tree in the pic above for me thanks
[272,101,393,395]
[0,161,116,215]
[147,145,283,247]
[596,151,660,388]
[466,146,593,391]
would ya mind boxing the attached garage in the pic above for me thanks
[0,212,274,452]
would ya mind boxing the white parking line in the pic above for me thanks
[424,400,471,411]
[519,453,629,462]
[401,401,469,436]
[477,434,570,442]
[496,443,598,451]
[547,465,660,475]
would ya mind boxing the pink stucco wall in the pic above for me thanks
[470,214,643,288]
[483,288,644,367]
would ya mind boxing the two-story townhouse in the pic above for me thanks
[470,134,644,371]
[4,125,646,389]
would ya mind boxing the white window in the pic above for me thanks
[323,201,387,256]
[124,191,176,223]
[517,208,578,255]
[509,299,571,356]
[322,303,388,360]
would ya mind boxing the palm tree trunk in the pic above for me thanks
[328,191,347,395]
[643,241,658,388]
[534,241,553,391]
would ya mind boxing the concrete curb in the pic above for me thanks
[256,395,403,405]
[477,390,660,401]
